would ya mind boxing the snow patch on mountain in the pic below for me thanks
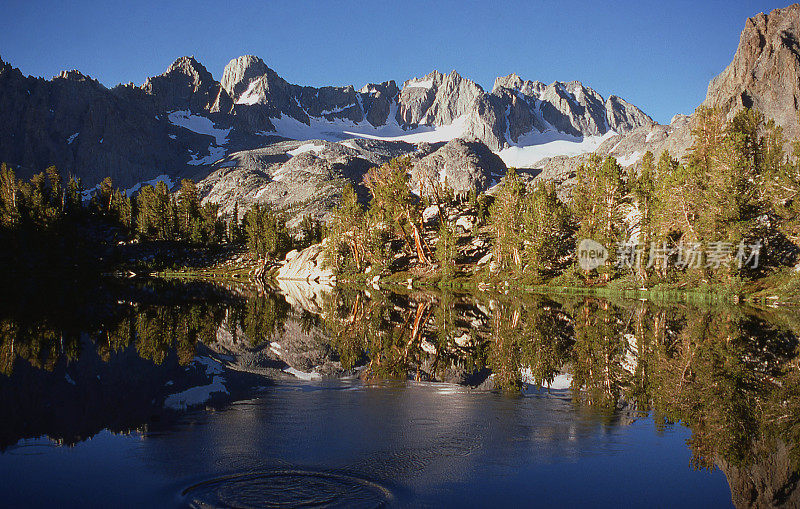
[188,145,226,165]
[287,143,325,157]
[80,174,174,202]
[497,130,616,168]
[236,80,262,105]
[168,110,231,145]
[320,104,357,115]
[271,111,469,145]
[124,175,174,197]
[404,78,434,90]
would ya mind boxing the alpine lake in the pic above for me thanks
[0,277,798,508]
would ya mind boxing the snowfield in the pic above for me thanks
[268,110,619,169]
[236,80,263,105]
[188,145,227,166]
[270,103,470,145]
[404,78,434,90]
[168,110,230,165]
[287,143,325,157]
[124,175,174,197]
[497,130,616,168]
[168,110,231,145]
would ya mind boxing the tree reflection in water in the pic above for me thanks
[321,288,800,505]
[0,281,799,505]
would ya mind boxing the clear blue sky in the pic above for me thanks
[0,0,789,124]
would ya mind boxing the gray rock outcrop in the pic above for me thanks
[703,4,800,139]
[276,243,335,282]
[142,56,232,114]
[198,138,416,225]
[605,95,655,133]
[360,81,399,126]
[411,138,507,197]
[491,74,656,141]
[0,57,192,188]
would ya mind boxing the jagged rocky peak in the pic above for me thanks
[492,73,546,97]
[219,55,364,124]
[538,81,609,136]
[397,69,485,126]
[141,56,231,113]
[491,72,655,140]
[166,56,211,80]
[402,69,445,90]
[220,55,273,102]
[605,95,655,132]
[703,3,800,138]
[55,69,97,83]
[360,80,399,96]
[359,80,399,127]
[0,54,21,79]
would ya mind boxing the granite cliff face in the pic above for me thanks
[531,2,800,184]
[0,57,193,188]
[141,56,233,115]
[1,4,798,215]
[491,73,655,142]
[0,52,654,188]
[197,138,415,226]
[704,4,800,139]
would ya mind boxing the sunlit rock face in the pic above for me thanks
[3,4,799,219]
[0,48,652,190]
[276,244,335,284]
[703,4,800,140]
[411,137,507,198]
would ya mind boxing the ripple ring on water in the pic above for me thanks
[182,469,394,508]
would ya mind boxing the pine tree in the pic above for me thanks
[136,182,175,240]
[521,181,571,280]
[228,202,243,244]
[99,176,114,215]
[364,157,431,266]
[44,166,62,212]
[64,176,82,217]
[436,218,457,280]
[299,214,323,247]
[111,189,132,229]
[244,204,290,259]
[489,168,525,270]
[0,163,19,228]
[326,183,368,273]
[630,151,658,284]
[572,155,627,279]
[177,179,200,241]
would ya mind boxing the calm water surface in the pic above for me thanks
[0,280,796,507]
[1,381,731,508]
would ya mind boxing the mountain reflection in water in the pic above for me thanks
[0,279,798,507]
